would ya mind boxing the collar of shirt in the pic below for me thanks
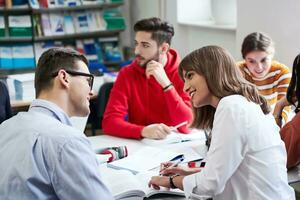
[29,99,72,127]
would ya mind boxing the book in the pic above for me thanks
[99,165,185,200]
[63,15,75,34]
[41,14,52,36]
[0,46,13,69]
[141,129,207,145]
[8,15,32,37]
[49,13,64,35]
[73,11,89,33]
[0,16,5,37]
[12,45,35,69]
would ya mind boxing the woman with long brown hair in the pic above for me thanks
[148,46,294,200]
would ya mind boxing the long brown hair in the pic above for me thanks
[179,46,270,130]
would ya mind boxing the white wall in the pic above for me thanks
[237,0,300,67]
[127,0,237,58]
[126,0,300,66]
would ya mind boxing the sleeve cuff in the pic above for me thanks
[183,173,198,199]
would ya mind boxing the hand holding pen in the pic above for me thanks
[170,121,188,131]
[159,154,185,176]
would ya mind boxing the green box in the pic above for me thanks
[9,27,32,37]
[103,9,126,30]
[0,28,5,37]
[104,17,126,30]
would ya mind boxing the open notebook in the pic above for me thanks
[107,146,201,174]
[107,146,179,174]
[141,129,207,145]
[99,166,185,200]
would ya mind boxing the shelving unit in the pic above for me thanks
[0,1,125,75]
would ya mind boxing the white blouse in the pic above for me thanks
[183,95,295,200]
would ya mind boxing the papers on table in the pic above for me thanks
[141,129,206,145]
[107,146,181,174]
[107,146,201,174]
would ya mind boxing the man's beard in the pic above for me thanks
[136,51,160,68]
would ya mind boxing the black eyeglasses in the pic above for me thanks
[52,69,94,90]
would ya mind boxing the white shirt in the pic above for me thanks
[183,95,295,200]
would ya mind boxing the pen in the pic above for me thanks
[171,121,188,131]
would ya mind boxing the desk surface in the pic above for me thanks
[88,135,206,200]
[88,135,300,200]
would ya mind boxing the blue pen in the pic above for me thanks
[170,154,185,162]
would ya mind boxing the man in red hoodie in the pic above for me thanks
[102,17,192,139]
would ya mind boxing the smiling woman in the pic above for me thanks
[238,32,291,123]
[148,46,295,200]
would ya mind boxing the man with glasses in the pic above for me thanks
[0,48,113,199]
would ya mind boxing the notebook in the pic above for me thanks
[107,146,180,174]
[99,166,185,200]
[141,129,207,145]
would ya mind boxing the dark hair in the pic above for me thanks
[35,47,88,97]
[133,17,174,45]
[241,32,274,58]
[179,45,270,130]
[287,54,300,113]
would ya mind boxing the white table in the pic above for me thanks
[88,135,300,199]
[88,135,207,200]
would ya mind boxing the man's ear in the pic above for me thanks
[57,70,69,89]
[160,42,170,54]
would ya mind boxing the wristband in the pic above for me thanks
[169,174,179,189]
[163,83,173,91]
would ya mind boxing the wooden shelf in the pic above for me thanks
[0,68,35,76]
[0,6,31,14]
[34,29,124,41]
[0,37,33,43]
[32,2,123,13]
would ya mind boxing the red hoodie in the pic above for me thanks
[102,49,193,139]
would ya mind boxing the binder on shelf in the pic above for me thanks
[98,37,122,62]
[39,0,48,8]
[12,45,35,69]
[80,0,104,5]
[49,13,64,35]
[0,46,13,69]
[0,0,5,7]
[5,0,12,8]
[0,16,5,37]
[8,73,35,100]
[8,15,32,37]
[83,39,100,70]
[64,0,81,7]
[29,0,39,9]
[73,11,89,33]
[64,15,75,34]
[12,0,28,6]
[41,14,52,36]
[103,9,125,30]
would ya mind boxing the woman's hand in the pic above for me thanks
[148,176,170,190]
[273,97,290,127]
[160,162,201,176]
